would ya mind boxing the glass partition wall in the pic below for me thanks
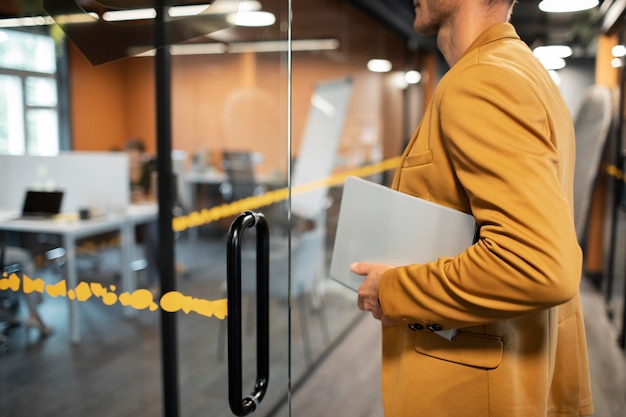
[0,1,423,416]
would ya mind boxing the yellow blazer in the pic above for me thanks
[378,23,593,417]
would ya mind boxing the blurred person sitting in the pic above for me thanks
[125,138,156,203]
[3,246,54,338]
[124,138,160,297]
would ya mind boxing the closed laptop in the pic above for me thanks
[330,176,477,292]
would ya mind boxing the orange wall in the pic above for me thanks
[70,48,414,176]
[68,14,424,177]
[69,43,156,153]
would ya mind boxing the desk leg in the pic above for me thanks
[63,235,80,344]
[189,182,198,242]
[120,221,138,318]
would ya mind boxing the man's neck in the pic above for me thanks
[437,2,511,67]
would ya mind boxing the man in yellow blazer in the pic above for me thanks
[351,1,594,416]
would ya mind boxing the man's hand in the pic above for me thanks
[351,262,396,326]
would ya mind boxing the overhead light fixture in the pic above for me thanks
[227,11,275,27]
[405,70,422,84]
[367,59,392,73]
[0,15,55,27]
[171,43,228,55]
[132,43,227,57]
[391,72,409,89]
[612,45,626,57]
[168,1,261,17]
[538,0,599,13]
[228,38,339,53]
[102,8,156,22]
[611,57,623,68]
[538,56,566,70]
[168,4,212,17]
[0,2,267,26]
[132,38,339,56]
[533,45,573,59]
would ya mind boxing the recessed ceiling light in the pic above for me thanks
[533,45,573,59]
[538,56,566,70]
[102,8,156,22]
[612,45,626,57]
[538,0,599,13]
[405,70,422,84]
[367,59,392,73]
[227,11,276,27]
[0,15,55,27]
[168,4,211,17]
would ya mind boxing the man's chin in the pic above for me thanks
[413,21,438,36]
[413,26,437,36]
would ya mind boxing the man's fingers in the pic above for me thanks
[350,262,364,275]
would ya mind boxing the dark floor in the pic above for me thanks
[0,234,362,417]
[1,216,626,417]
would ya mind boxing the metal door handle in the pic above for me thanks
[226,211,270,416]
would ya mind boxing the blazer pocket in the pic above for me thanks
[414,330,503,370]
[403,150,433,167]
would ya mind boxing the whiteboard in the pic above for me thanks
[291,77,353,219]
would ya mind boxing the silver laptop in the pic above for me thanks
[330,176,477,292]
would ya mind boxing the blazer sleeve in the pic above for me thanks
[378,65,582,330]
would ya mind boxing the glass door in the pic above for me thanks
[0,1,417,416]
[168,1,293,413]
[1,1,293,416]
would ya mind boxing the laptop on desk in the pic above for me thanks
[17,190,64,220]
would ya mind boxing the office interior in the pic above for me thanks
[0,1,625,416]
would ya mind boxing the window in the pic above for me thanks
[0,29,59,156]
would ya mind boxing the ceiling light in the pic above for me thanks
[391,72,409,89]
[102,8,156,22]
[171,43,228,55]
[227,11,275,27]
[0,15,55,27]
[133,38,340,56]
[228,38,339,53]
[168,4,211,17]
[367,59,392,73]
[612,45,626,57]
[405,70,422,84]
[237,1,263,12]
[538,56,566,70]
[538,0,599,13]
[611,58,623,68]
[533,45,573,59]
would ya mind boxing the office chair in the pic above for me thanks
[219,151,265,203]
[573,84,616,241]
[0,242,23,352]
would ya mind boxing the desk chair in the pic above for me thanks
[573,85,616,241]
[219,151,265,203]
[0,242,23,352]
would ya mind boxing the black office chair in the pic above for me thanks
[0,241,23,352]
[219,151,265,203]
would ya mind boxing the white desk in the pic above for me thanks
[0,204,157,344]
